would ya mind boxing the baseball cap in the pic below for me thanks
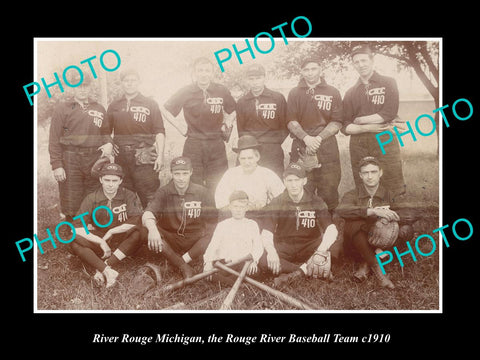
[233,135,261,153]
[99,162,124,178]
[301,57,321,69]
[245,63,266,77]
[283,162,306,179]
[170,156,192,171]
[350,44,374,58]
[229,190,249,203]
[358,156,381,169]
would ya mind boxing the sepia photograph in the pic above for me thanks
[33,38,440,312]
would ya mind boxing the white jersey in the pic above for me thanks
[214,165,285,210]
[203,217,264,263]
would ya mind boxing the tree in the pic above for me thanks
[273,40,440,153]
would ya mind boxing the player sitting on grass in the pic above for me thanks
[203,190,264,284]
[335,156,414,289]
[141,157,218,279]
[257,163,338,288]
[70,162,144,288]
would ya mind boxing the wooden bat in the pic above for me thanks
[218,260,252,310]
[160,255,252,293]
[214,262,316,310]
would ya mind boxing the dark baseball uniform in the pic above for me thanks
[164,82,236,192]
[342,71,406,195]
[143,180,218,258]
[335,184,414,260]
[258,189,333,273]
[49,98,112,217]
[287,78,344,210]
[236,87,288,177]
[106,93,165,207]
[70,186,144,268]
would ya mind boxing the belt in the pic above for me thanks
[62,145,99,154]
[119,144,138,152]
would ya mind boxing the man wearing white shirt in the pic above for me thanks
[214,135,285,214]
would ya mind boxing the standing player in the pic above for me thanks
[162,57,236,194]
[342,44,406,196]
[49,73,113,223]
[106,69,165,208]
[287,58,344,212]
[70,162,144,288]
[258,163,338,287]
[236,63,288,177]
[141,157,218,279]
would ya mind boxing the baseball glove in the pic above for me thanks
[130,262,162,295]
[368,218,399,248]
[306,250,331,279]
[221,123,233,142]
[135,145,157,165]
[91,156,112,177]
[296,148,320,172]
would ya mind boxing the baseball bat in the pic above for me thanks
[213,262,316,310]
[160,255,253,293]
[218,260,252,310]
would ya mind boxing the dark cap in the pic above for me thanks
[358,156,381,169]
[170,156,192,171]
[350,44,374,58]
[229,190,249,203]
[100,162,124,178]
[283,162,306,179]
[120,68,140,80]
[233,135,261,153]
[301,57,321,69]
[245,63,266,77]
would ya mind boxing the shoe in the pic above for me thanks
[103,266,119,288]
[353,262,370,283]
[180,263,195,279]
[273,270,304,289]
[93,270,105,286]
[370,264,395,289]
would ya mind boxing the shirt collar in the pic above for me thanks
[357,183,388,200]
[354,70,381,88]
[243,86,274,100]
[280,187,313,204]
[94,186,126,202]
[166,180,195,195]
[297,77,327,89]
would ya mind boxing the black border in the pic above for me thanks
[7,5,478,355]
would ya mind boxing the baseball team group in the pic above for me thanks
[46,43,419,296]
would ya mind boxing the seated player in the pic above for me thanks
[141,157,217,279]
[335,156,414,289]
[70,162,144,288]
[258,163,338,287]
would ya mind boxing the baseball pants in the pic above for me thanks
[69,227,142,272]
[258,143,285,178]
[258,236,321,274]
[182,137,228,194]
[291,136,341,211]
[141,227,211,268]
[59,147,102,218]
[116,146,160,208]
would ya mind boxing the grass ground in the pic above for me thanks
[35,125,439,311]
